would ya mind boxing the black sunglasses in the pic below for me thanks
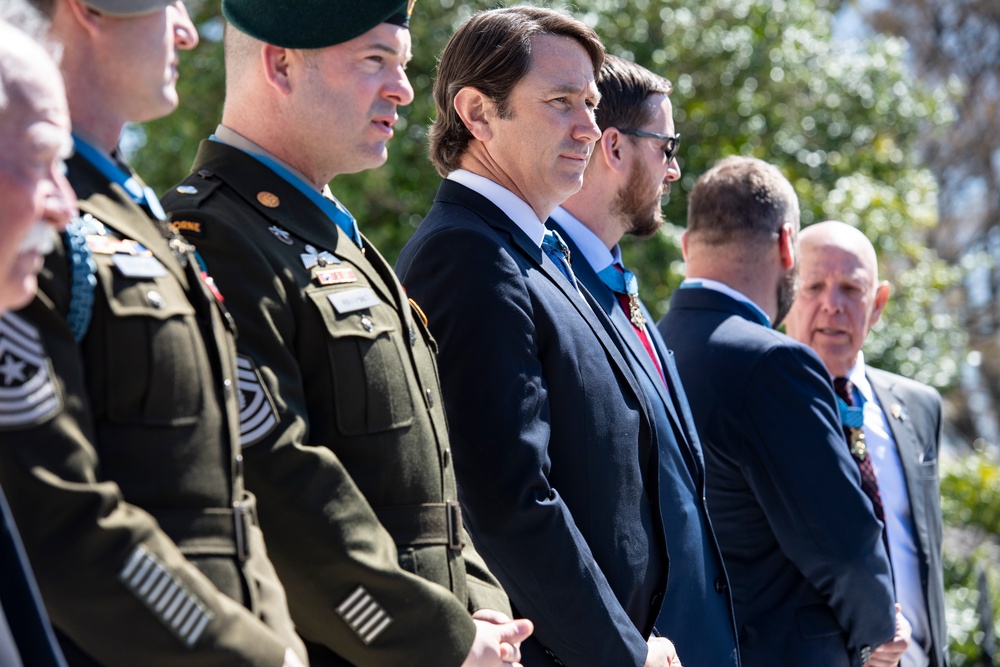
[619,129,681,162]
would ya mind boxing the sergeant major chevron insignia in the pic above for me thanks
[0,313,60,428]
[235,354,278,447]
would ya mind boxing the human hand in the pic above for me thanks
[461,608,534,666]
[281,647,306,667]
[867,603,911,666]
[644,636,682,667]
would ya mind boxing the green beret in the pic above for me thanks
[223,0,415,49]
[82,0,174,16]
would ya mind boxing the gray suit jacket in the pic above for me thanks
[867,367,949,667]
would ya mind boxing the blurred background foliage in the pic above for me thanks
[129,0,998,661]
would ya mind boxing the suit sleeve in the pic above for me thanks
[174,208,477,667]
[741,344,897,658]
[398,225,649,667]
[0,299,288,667]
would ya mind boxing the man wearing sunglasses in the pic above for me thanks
[549,55,739,667]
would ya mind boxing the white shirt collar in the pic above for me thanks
[845,352,873,402]
[549,206,621,273]
[681,277,772,327]
[447,169,547,247]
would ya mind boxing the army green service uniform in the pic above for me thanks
[0,152,306,666]
[162,139,511,667]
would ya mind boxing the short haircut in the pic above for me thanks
[594,54,671,133]
[686,156,799,247]
[0,5,50,111]
[428,5,604,177]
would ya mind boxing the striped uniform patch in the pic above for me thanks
[0,313,60,427]
[236,354,277,447]
[336,585,393,644]
[118,545,215,648]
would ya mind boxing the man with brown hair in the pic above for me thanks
[657,156,904,666]
[396,7,677,666]
[550,55,739,667]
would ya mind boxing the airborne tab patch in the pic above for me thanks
[236,355,278,447]
[0,313,60,428]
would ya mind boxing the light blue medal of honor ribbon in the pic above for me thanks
[209,135,361,247]
[837,395,867,459]
[598,264,647,327]
[72,135,166,221]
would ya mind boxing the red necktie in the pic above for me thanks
[834,377,891,561]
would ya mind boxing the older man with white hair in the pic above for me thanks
[785,220,949,667]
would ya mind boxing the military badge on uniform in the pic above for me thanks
[268,225,294,245]
[301,244,339,270]
[257,191,280,208]
[236,355,278,448]
[0,313,60,428]
[315,268,357,286]
[170,219,204,238]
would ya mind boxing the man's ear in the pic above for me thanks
[869,280,891,328]
[65,0,104,37]
[453,87,494,142]
[261,44,296,95]
[598,127,627,173]
[778,223,796,270]
[680,229,690,261]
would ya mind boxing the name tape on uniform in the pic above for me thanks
[113,254,167,279]
[327,288,380,314]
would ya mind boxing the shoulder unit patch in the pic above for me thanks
[236,354,278,447]
[0,313,60,428]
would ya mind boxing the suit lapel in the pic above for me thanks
[436,181,652,416]
[867,370,932,551]
[550,220,706,481]
[192,141,399,307]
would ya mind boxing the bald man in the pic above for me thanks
[785,221,949,667]
[0,11,73,666]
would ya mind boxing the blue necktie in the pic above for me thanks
[541,229,577,287]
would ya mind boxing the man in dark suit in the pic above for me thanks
[0,15,73,665]
[785,220,949,667]
[657,156,904,667]
[549,55,740,667]
[396,8,677,667]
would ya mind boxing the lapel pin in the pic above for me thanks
[268,225,294,245]
[890,403,906,420]
[257,191,280,208]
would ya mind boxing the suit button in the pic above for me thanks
[714,578,728,594]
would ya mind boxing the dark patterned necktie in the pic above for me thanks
[834,377,891,561]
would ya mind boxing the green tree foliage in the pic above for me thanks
[940,449,1000,665]
[131,1,995,661]
[133,0,961,388]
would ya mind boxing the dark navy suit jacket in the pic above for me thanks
[867,367,949,667]
[658,286,896,667]
[549,217,740,667]
[0,486,66,667]
[396,179,667,667]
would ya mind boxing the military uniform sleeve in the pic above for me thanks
[165,201,477,667]
[0,296,288,667]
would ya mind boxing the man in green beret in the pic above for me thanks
[0,0,307,665]
[162,1,532,666]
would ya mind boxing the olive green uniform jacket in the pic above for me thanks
[162,139,510,667]
[0,154,305,666]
